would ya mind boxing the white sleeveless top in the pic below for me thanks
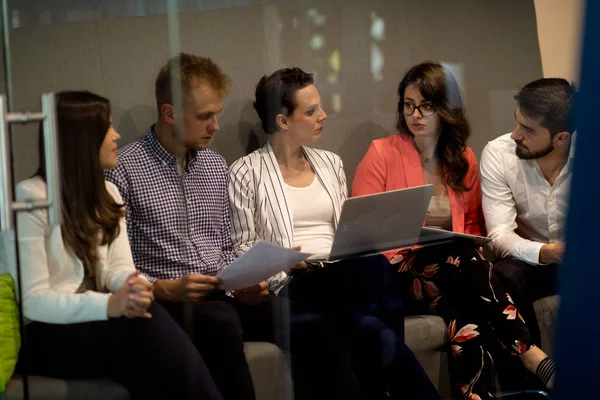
[284,177,335,255]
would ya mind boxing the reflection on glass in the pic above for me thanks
[0,0,572,399]
[441,62,465,99]
[310,33,325,50]
[371,44,384,82]
[370,11,385,40]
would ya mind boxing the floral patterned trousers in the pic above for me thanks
[393,241,533,400]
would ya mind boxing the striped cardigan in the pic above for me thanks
[228,141,347,292]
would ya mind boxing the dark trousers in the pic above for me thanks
[283,255,441,400]
[160,292,362,400]
[493,258,558,347]
[18,302,222,400]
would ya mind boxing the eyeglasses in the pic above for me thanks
[402,102,436,117]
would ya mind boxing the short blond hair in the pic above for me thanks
[155,53,231,111]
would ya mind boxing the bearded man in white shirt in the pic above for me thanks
[480,77,575,347]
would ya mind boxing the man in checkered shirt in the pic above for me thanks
[105,53,361,400]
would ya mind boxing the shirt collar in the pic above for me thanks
[146,125,198,167]
[568,131,577,160]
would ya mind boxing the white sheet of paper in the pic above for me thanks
[217,241,313,290]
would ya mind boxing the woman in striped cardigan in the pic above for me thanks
[229,67,440,400]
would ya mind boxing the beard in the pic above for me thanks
[515,140,554,160]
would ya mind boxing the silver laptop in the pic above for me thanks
[418,227,491,248]
[309,184,434,262]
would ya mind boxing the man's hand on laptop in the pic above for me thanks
[539,242,565,264]
[232,281,269,305]
[153,274,222,302]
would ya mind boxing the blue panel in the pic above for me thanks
[553,0,600,398]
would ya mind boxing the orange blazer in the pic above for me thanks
[352,133,486,237]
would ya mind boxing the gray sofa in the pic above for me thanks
[4,296,558,400]
[4,342,292,400]
[405,315,452,398]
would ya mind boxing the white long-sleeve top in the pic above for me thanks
[6,176,136,324]
[480,133,574,265]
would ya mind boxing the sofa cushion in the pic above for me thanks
[534,295,559,358]
[5,376,129,400]
[244,342,292,400]
[404,315,452,399]
[5,342,291,400]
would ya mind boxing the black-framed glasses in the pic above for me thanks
[402,102,436,117]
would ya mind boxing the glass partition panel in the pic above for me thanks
[0,1,584,399]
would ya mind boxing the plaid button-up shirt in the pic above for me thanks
[105,126,235,282]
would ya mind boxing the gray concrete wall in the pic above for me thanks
[4,0,542,190]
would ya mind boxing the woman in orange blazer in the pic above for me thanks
[353,63,554,400]
[352,125,485,237]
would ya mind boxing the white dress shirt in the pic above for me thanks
[480,132,574,265]
[5,177,136,324]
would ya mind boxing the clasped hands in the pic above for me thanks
[107,270,154,319]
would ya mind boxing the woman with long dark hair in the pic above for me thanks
[10,91,222,400]
[353,63,555,399]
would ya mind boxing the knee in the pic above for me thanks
[493,260,526,284]
[356,314,389,337]
[355,315,405,365]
